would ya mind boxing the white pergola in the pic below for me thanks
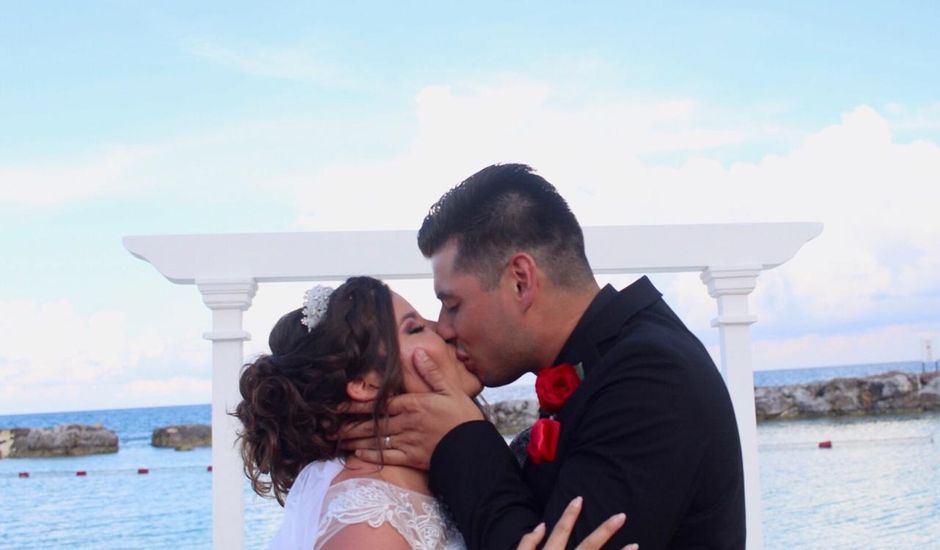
[124,222,822,550]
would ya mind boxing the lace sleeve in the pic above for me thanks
[317,520,411,550]
[314,478,465,550]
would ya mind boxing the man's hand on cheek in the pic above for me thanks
[336,348,484,470]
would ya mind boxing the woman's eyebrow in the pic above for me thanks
[398,311,419,326]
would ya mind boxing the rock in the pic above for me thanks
[919,373,940,409]
[485,399,539,435]
[756,371,940,422]
[754,386,796,420]
[790,385,832,416]
[152,424,211,450]
[0,424,118,458]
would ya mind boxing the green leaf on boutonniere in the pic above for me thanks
[574,362,585,381]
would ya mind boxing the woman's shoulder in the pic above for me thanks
[317,468,464,550]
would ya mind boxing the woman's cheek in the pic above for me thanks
[398,342,414,368]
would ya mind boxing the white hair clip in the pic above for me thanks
[301,285,334,332]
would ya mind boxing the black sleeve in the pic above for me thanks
[429,349,718,550]
[429,420,542,550]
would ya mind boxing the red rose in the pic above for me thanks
[527,418,561,464]
[535,363,582,413]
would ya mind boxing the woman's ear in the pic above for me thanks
[346,371,383,402]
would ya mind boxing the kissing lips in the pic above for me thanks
[456,350,474,372]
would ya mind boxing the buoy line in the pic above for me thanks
[5,464,213,479]
[759,433,934,451]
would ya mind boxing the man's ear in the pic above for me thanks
[346,371,383,402]
[506,252,539,311]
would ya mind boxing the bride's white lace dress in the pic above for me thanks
[268,460,466,550]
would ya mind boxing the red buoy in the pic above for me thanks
[138,468,149,475]
[818,440,833,449]
[18,472,29,478]
[207,465,213,472]
[76,470,87,476]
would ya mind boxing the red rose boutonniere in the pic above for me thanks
[527,362,584,465]
[527,418,561,464]
[535,362,584,413]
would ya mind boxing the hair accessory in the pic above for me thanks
[301,285,334,332]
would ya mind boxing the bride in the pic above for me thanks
[235,276,633,550]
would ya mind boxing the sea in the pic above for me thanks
[1,361,938,549]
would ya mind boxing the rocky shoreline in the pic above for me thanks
[151,424,211,451]
[485,399,540,435]
[755,370,940,421]
[0,424,118,458]
[485,371,940,432]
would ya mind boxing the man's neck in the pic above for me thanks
[534,281,601,371]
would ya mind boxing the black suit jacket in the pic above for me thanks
[429,277,746,550]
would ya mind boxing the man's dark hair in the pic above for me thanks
[418,163,593,288]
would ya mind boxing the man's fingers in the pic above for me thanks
[574,512,627,550]
[336,400,375,415]
[337,436,380,452]
[543,496,582,548]
[334,421,369,441]
[352,448,412,467]
[334,416,386,441]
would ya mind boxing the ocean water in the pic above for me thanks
[2,363,939,549]
[752,360,936,388]
[0,405,282,549]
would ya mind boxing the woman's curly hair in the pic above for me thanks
[233,276,403,505]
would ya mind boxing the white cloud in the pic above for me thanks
[122,376,211,402]
[186,40,361,88]
[752,322,940,371]
[0,299,208,414]
[276,84,940,371]
[282,79,755,232]
[9,79,940,413]
[883,101,940,132]
[0,146,157,206]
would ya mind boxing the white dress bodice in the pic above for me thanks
[268,460,465,550]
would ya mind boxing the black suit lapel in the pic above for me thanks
[554,277,663,376]
[523,277,664,499]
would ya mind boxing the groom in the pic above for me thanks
[345,164,745,549]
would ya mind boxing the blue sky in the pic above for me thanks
[2,2,940,413]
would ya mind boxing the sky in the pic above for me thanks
[2,2,940,414]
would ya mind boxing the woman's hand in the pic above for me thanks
[516,497,637,550]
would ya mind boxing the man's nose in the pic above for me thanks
[434,312,457,343]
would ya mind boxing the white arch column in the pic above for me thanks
[197,279,258,550]
[701,267,762,549]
